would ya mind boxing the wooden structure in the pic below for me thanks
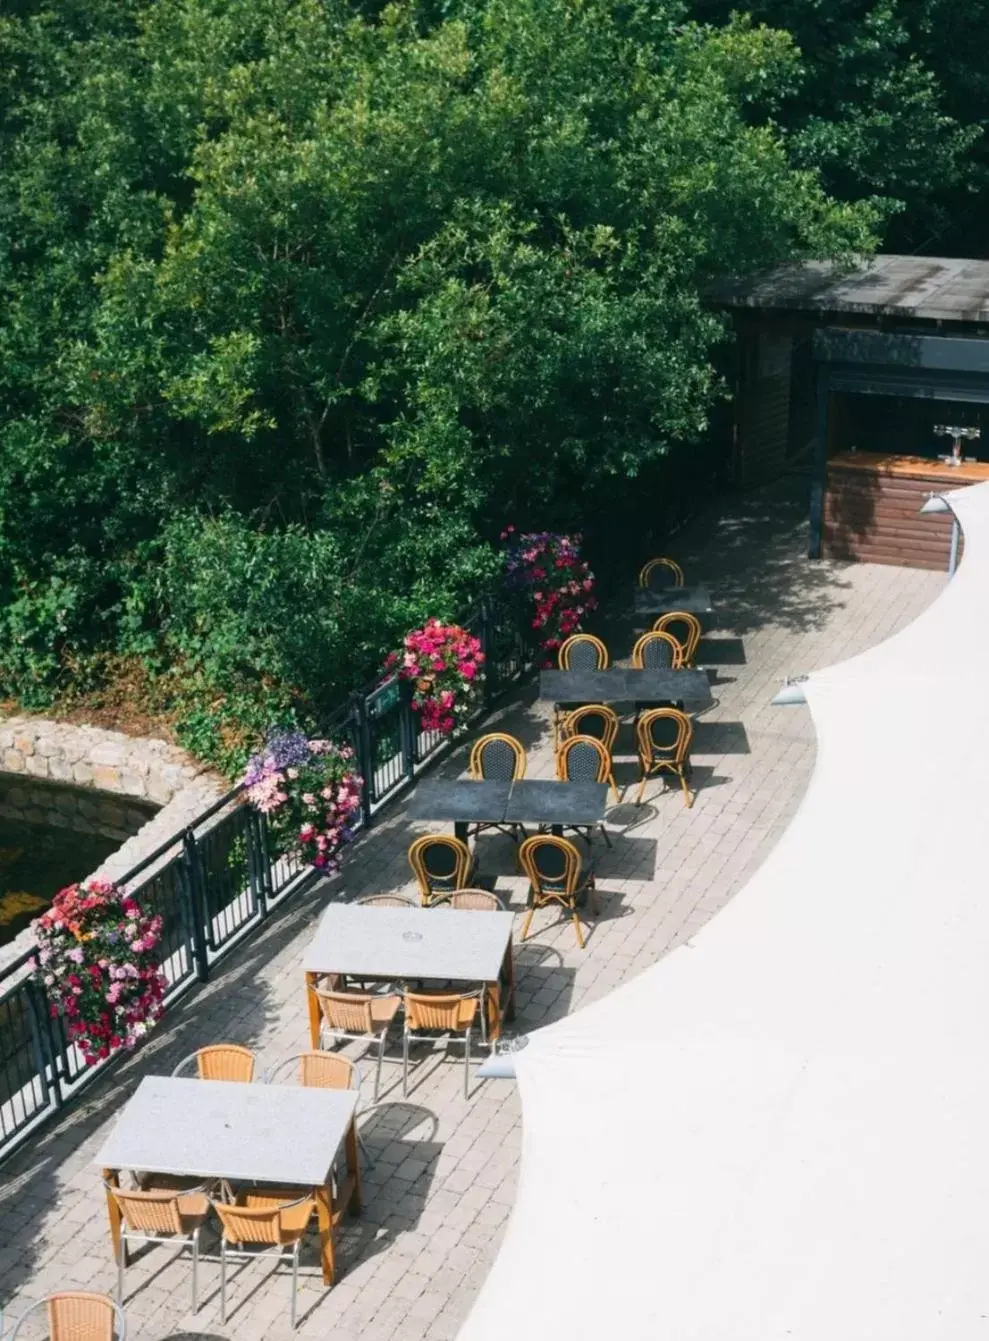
[711,256,989,569]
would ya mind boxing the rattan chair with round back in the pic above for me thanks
[518,834,597,950]
[354,893,418,908]
[635,707,694,808]
[468,733,527,842]
[554,634,610,747]
[637,557,684,590]
[170,1043,256,1083]
[407,834,475,906]
[441,889,505,911]
[652,611,702,667]
[555,735,617,840]
[11,1293,126,1340]
[559,703,620,754]
[263,1050,371,1164]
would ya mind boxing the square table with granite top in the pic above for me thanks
[504,779,608,832]
[96,1075,360,1285]
[406,778,512,843]
[304,905,516,1046]
[539,668,712,710]
[633,583,715,616]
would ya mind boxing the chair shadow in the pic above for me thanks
[691,720,751,755]
[697,636,747,667]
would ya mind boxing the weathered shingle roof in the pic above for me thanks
[709,255,989,323]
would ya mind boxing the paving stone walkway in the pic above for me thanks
[0,479,946,1341]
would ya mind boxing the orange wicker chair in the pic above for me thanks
[518,834,597,950]
[443,889,505,911]
[554,634,611,746]
[652,611,702,667]
[10,1293,125,1340]
[557,732,619,816]
[402,991,482,1099]
[635,707,694,808]
[407,834,475,905]
[212,1189,317,1328]
[630,630,684,671]
[355,893,418,908]
[311,984,401,1100]
[637,557,684,590]
[105,1180,210,1311]
[559,703,619,755]
[468,733,528,841]
[170,1043,256,1082]
[264,1051,370,1164]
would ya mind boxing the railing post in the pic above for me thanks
[25,973,64,1107]
[350,691,375,830]
[479,595,495,707]
[398,677,416,785]
[245,810,270,919]
[181,830,211,983]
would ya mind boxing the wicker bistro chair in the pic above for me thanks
[212,1188,317,1329]
[263,1051,369,1163]
[518,835,598,950]
[10,1293,126,1340]
[402,990,483,1099]
[355,893,418,908]
[652,611,702,667]
[443,889,505,911]
[554,634,610,747]
[104,1180,210,1311]
[559,703,619,755]
[555,735,617,843]
[630,629,684,716]
[311,983,401,1101]
[170,1043,256,1083]
[635,707,694,808]
[637,557,684,590]
[408,834,476,905]
[468,733,528,841]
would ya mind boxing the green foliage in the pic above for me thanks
[0,0,879,772]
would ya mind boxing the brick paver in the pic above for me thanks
[0,480,946,1339]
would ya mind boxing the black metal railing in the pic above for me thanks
[0,590,533,1162]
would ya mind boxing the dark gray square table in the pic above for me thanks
[539,668,712,709]
[504,779,607,831]
[407,778,512,842]
[96,1075,360,1284]
[304,905,516,1043]
[633,583,714,615]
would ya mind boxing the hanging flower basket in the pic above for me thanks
[33,880,167,1066]
[384,619,485,736]
[502,527,597,665]
[242,730,362,872]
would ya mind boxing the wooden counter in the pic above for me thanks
[822,452,983,570]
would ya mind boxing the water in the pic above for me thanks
[0,775,157,948]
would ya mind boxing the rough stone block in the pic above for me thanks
[3,749,25,773]
[24,753,50,779]
[73,762,94,785]
[13,735,35,755]
[91,765,121,792]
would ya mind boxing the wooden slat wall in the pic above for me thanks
[822,465,962,570]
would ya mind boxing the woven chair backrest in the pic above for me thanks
[409,836,470,888]
[196,1044,255,1083]
[405,992,477,1031]
[470,733,526,782]
[111,1187,184,1236]
[519,835,579,893]
[637,708,692,762]
[561,704,619,750]
[214,1197,312,1247]
[47,1293,117,1341]
[632,630,683,670]
[299,1051,357,1089]
[557,735,609,785]
[356,894,416,908]
[652,611,701,661]
[316,988,374,1034]
[638,557,684,590]
[558,634,608,670]
[447,889,503,911]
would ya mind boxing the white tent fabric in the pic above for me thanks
[459,481,989,1341]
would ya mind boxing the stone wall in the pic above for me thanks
[0,716,227,971]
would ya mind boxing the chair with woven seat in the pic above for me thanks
[402,990,482,1099]
[170,1043,256,1083]
[555,735,617,842]
[637,556,684,590]
[212,1188,317,1329]
[443,888,505,911]
[559,703,619,755]
[554,634,610,746]
[408,834,475,906]
[652,611,702,667]
[10,1293,126,1340]
[518,834,598,949]
[635,707,694,808]
[468,733,527,841]
[264,1050,370,1164]
[311,983,401,1101]
[105,1180,210,1311]
[355,893,418,908]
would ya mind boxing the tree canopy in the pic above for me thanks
[0,0,880,769]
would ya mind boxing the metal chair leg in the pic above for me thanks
[291,1241,299,1329]
[464,1028,472,1099]
[192,1228,199,1311]
[220,1238,227,1323]
[402,1031,410,1097]
[374,1031,386,1101]
[117,1237,126,1305]
[599,824,613,849]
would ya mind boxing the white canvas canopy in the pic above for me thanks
[460,482,989,1341]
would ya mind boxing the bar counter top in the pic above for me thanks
[828,452,989,484]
